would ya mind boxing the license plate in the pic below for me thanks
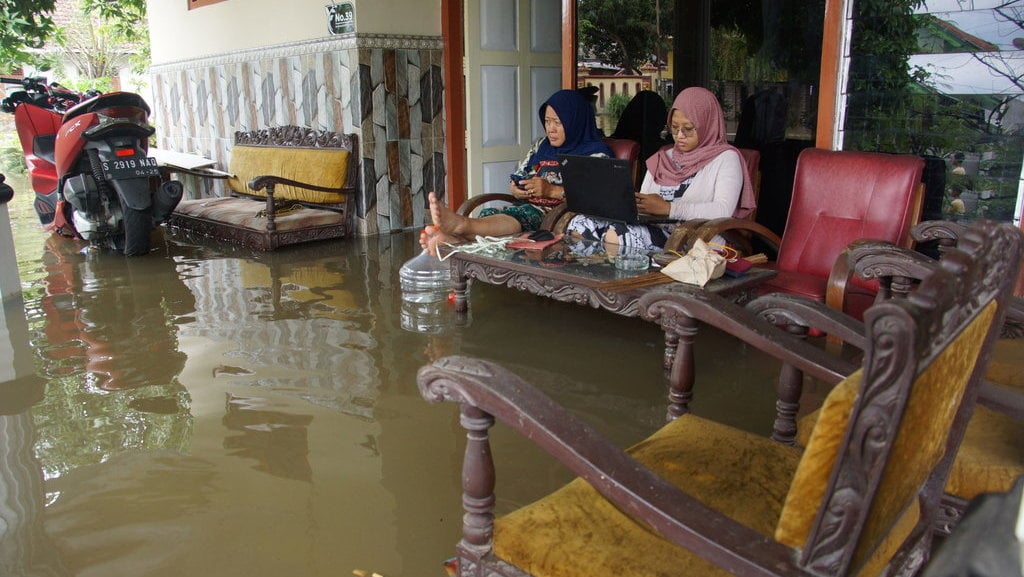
[101,156,160,180]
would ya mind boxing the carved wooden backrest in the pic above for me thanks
[778,220,1021,575]
[233,126,360,192]
[228,126,360,204]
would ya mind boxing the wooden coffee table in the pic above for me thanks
[439,237,776,388]
[440,236,773,316]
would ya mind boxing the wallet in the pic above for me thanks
[724,258,754,278]
[505,232,563,251]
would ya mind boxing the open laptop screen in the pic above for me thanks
[558,154,639,224]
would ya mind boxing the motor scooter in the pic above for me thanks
[2,76,93,225]
[2,78,183,255]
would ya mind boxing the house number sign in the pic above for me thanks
[327,2,354,35]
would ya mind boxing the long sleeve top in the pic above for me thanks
[639,148,743,221]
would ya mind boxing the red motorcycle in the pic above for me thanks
[2,76,87,225]
[2,77,183,255]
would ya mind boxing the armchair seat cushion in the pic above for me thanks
[493,415,801,577]
[173,197,344,232]
[759,267,826,301]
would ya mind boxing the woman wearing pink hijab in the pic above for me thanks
[568,86,755,250]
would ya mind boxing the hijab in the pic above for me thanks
[646,87,756,219]
[525,89,611,169]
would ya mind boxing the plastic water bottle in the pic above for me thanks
[399,250,452,303]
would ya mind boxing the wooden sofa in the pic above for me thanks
[164,126,358,251]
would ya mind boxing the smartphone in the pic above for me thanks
[510,173,528,190]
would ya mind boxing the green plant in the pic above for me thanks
[0,147,26,174]
[603,93,633,127]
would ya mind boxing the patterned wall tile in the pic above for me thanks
[149,35,445,236]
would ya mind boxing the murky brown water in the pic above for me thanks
[0,175,788,577]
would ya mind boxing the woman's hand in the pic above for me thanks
[515,177,564,201]
[510,178,531,199]
[636,193,670,216]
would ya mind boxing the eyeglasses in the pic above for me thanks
[664,125,698,138]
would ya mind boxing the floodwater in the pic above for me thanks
[0,174,790,577]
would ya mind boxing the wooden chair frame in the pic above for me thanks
[420,219,1021,577]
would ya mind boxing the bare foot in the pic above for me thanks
[419,225,467,257]
[429,191,470,237]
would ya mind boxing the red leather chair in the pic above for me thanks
[686,148,925,320]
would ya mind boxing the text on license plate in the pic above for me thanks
[102,156,160,180]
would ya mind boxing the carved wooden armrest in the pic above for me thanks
[543,203,572,233]
[248,175,344,195]
[417,355,803,573]
[825,239,939,314]
[456,193,520,217]
[661,219,708,252]
[244,175,348,231]
[691,217,782,255]
[639,288,856,383]
[746,292,867,350]
[911,219,969,247]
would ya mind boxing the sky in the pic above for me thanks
[912,1,1023,94]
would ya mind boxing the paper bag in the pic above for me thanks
[662,239,727,287]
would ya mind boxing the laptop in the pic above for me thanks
[558,154,640,224]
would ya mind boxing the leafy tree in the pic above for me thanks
[578,0,671,73]
[0,0,147,75]
[0,0,57,71]
[79,0,149,73]
[843,0,926,153]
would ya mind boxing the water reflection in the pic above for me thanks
[1,296,68,576]
[2,208,782,576]
[36,236,193,392]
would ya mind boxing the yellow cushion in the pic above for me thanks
[227,145,350,204]
[796,347,1023,505]
[493,415,801,577]
[779,302,997,571]
[944,406,1024,500]
[986,338,1024,390]
[776,371,860,548]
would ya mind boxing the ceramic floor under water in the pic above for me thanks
[0,181,797,577]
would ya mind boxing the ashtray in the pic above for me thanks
[612,253,650,271]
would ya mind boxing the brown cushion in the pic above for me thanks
[173,197,343,232]
[493,415,801,577]
[227,145,349,204]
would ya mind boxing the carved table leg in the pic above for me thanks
[452,276,469,313]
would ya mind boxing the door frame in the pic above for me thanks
[441,0,576,209]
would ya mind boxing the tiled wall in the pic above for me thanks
[149,34,446,236]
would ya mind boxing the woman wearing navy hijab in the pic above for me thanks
[422,89,611,254]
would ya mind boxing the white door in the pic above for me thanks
[464,0,563,198]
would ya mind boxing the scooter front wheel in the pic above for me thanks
[121,205,152,256]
